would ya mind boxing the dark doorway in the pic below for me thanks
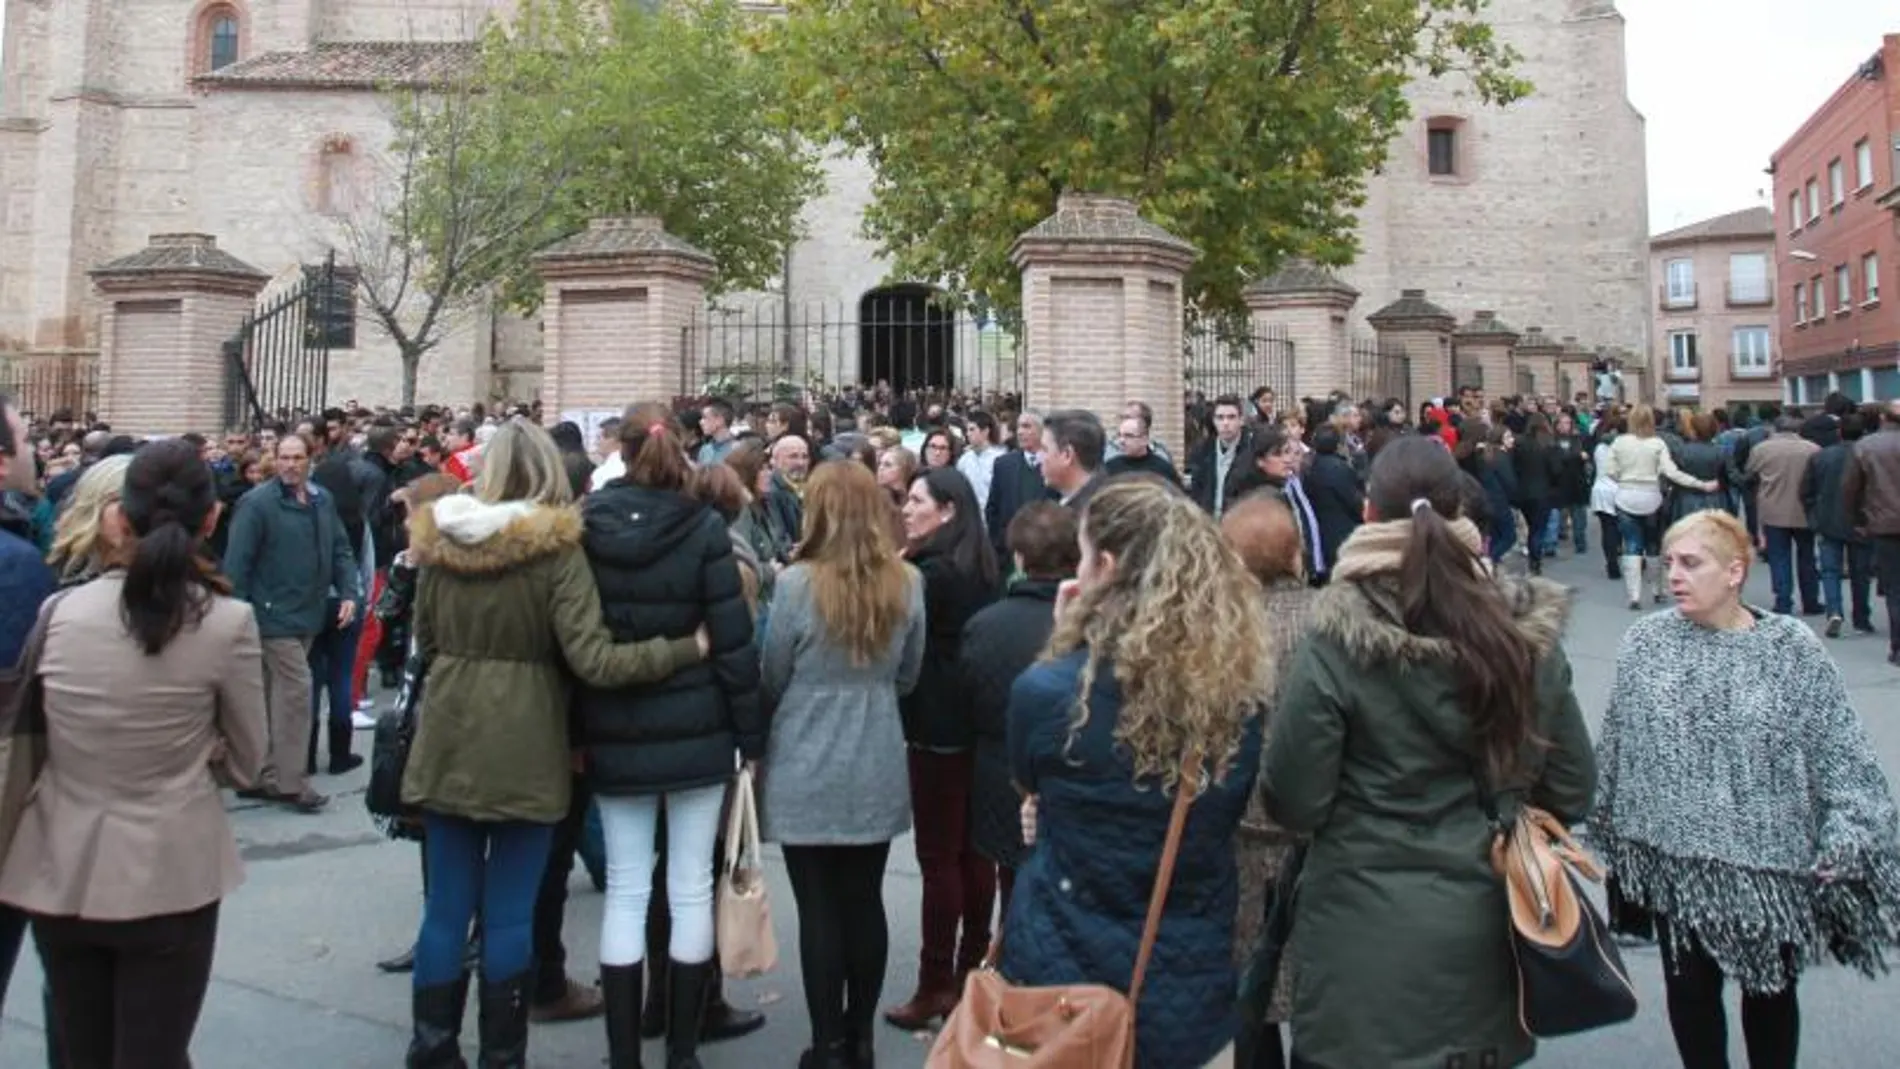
[859,285,953,393]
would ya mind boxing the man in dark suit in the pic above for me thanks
[985,410,1050,559]
[1302,427,1365,584]
[1186,394,1256,519]
[1042,409,1108,514]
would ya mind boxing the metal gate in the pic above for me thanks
[222,256,344,428]
[1183,323,1293,403]
[1349,337,1412,409]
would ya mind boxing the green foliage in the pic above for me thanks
[763,0,1531,319]
[400,0,821,312]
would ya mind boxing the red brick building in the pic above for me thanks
[1772,34,1900,406]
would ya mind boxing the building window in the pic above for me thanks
[1789,191,1803,233]
[1829,159,1846,207]
[1427,126,1457,177]
[1866,252,1881,305]
[1836,264,1852,312]
[1668,331,1699,379]
[196,5,243,73]
[1807,179,1821,222]
[1859,139,1877,190]
[1728,252,1769,305]
[314,136,359,216]
[1794,281,1808,324]
[303,264,358,349]
[1811,275,1825,321]
[1733,326,1772,377]
[1664,258,1695,307]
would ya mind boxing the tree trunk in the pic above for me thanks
[401,349,422,408]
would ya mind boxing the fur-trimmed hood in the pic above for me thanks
[1309,519,1572,664]
[407,495,583,575]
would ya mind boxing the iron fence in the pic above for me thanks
[1515,366,1536,397]
[1349,337,1412,409]
[222,256,338,428]
[678,297,1023,405]
[0,357,99,422]
[1183,323,1293,404]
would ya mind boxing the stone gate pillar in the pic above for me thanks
[1011,194,1198,457]
[1243,259,1358,403]
[1511,327,1566,398]
[1368,290,1457,409]
[533,215,716,418]
[89,233,268,437]
[1453,311,1519,400]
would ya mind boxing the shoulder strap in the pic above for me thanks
[1127,754,1201,1006]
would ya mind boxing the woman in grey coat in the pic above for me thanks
[758,460,926,1069]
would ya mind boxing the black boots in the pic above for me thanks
[407,975,470,1069]
[640,950,765,1042]
[477,974,530,1069]
[666,959,714,1069]
[602,963,645,1069]
[798,1041,854,1069]
[327,719,364,775]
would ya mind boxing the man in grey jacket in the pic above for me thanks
[223,432,361,812]
[1746,416,1822,617]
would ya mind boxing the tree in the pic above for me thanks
[765,0,1532,320]
[402,0,821,314]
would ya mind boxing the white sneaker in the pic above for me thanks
[351,711,378,730]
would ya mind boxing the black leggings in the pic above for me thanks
[782,842,893,1046]
[1659,918,1799,1069]
[35,902,221,1069]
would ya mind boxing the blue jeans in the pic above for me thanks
[1818,537,1874,624]
[1763,527,1820,615]
[1615,509,1664,557]
[307,617,362,730]
[417,813,554,986]
[1543,504,1589,553]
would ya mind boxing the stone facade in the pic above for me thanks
[0,0,1650,414]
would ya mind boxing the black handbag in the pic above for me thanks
[365,647,426,822]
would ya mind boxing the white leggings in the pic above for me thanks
[597,783,727,967]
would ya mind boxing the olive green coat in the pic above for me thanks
[401,496,699,824]
[1263,566,1595,1069]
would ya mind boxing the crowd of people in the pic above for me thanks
[1,377,1900,1069]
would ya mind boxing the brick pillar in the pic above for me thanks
[1242,259,1358,402]
[89,233,267,437]
[1512,327,1566,398]
[1453,311,1519,399]
[1011,193,1197,456]
[533,215,716,418]
[1367,290,1456,408]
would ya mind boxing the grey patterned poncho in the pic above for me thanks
[1590,609,1900,993]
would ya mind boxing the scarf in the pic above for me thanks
[1328,515,1485,583]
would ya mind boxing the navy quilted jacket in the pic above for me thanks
[1000,649,1261,1069]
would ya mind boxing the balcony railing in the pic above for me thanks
[1658,283,1697,311]
[1730,357,1775,380]
[1725,282,1772,307]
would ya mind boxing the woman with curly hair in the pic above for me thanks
[1002,477,1273,1069]
[1262,434,1595,1069]
[45,454,131,586]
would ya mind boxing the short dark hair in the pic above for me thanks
[367,423,403,457]
[1213,394,1245,417]
[1311,426,1342,455]
[1007,502,1080,579]
[967,410,998,439]
[1043,409,1105,472]
[702,398,735,425]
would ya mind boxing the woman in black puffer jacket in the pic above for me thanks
[579,402,762,1069]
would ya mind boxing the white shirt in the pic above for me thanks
[588,452,626,492]
[957,444,1002,512]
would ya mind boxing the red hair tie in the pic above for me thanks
[647,422,667,437]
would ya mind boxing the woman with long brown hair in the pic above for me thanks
[759,460,927,1069]
[1002,477,1271,1069]
[1262,434,1596,1069]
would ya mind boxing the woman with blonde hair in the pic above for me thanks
[1593,509,1900,1069]
[759,460,926,1068]
[45,453,131,585]
[1003,478,1273,1068]
[1607,403,1717,610]
[402,418,706,1069]
[1220,494,1315,1069]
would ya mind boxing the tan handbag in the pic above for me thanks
[927,757,1200,1069]
[715,767,777,978]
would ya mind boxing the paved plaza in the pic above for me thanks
[3,548,1899,1068]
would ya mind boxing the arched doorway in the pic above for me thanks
[859,285,953,393]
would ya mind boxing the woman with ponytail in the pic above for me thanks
[1260,434,1596,1069]
[578,402,764,1069]
[0,438,268,1067]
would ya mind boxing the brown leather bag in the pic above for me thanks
[927,758,1200,1069]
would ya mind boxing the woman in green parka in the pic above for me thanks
[1262,435,1597,1069]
